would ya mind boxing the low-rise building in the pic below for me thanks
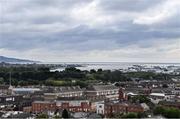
[149,93,165,104]
[104,102,144,117]
[32,97,92,113]
[86,85,119,100]
[0,85,12,95]
[0,95,23,110]
[56,97,91,112]
[96,102,105,115]
[32,101,56,113]
[159,101,180,109]
[44,86,83,100]
[12,88,41,95]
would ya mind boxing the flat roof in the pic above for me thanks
[12,88,40,91]
[150,93,165,97]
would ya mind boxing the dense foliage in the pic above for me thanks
[153,106,180,118]
[0,66,174,87]
[130,95,151,103]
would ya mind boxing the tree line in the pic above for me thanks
[0,66,174,87]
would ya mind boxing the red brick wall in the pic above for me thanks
[32,102,56,113]
[104,104,144,117]
[57,102,92,112]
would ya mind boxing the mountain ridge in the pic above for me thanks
[0,56,39,63]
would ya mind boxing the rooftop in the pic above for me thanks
[150,93,165,97]
[57,97,87,101]
[54,86,83,93]
[86,85,119,91]
[33,101,55,104]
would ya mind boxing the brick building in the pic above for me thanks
[32,101,56,113]
[159,101,180,109]
[85,85,119,100]
[119,88,128,100]
[32,97,92,113]
[44,86,83,100]
[104,102,144,117]
[56,97,91,112]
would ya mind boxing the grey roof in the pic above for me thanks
[87,85,119,91]
[106,101,142,107]
[8,113,32,118]
[73,112,88,118]
[159,101,180,106]
[54,86,83,93]
[57,97,87,101]
[33,101,55,104]
[152,88,173,94]
[87,113,102,118]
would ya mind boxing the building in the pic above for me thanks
[104,102,144,117]
[86,85,119,100]
[32,97,92,113]
[159,101,180,109]
[96,102,105,115]
[0,85,11,94]
[32,101,56,113]
[0,95,23,110]
[12,88,41,95]
[119,88,128,100]
[7,112,33,119]
[23,106,32,113]
[149,93,165,104]
[44,86,83,100]
[17,98,33,111]
[57,86,83,97]
[56,97,91,112]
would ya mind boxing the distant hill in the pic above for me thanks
[0,56,39,63]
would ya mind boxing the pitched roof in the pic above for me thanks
[87,85,119,91]
[55,86,83,93]
[8,113,32,118]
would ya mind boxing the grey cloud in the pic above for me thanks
[98,0,164,12]
[0,0,180,62]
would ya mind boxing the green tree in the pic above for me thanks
[62,109,69,118]
[90,69,96,74]
[153,106,180,118]
[131,95,150,103]
[153,106,165,115]
[122,113,138,118]
[137,112,148,118]
[36,113,48,119]
[0,77,4,84]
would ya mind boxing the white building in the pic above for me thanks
[149,93,165,104]
[96,102,105,115]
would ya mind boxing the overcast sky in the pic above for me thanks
[0,0,180,62]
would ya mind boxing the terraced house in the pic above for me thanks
[85,85,119,101]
